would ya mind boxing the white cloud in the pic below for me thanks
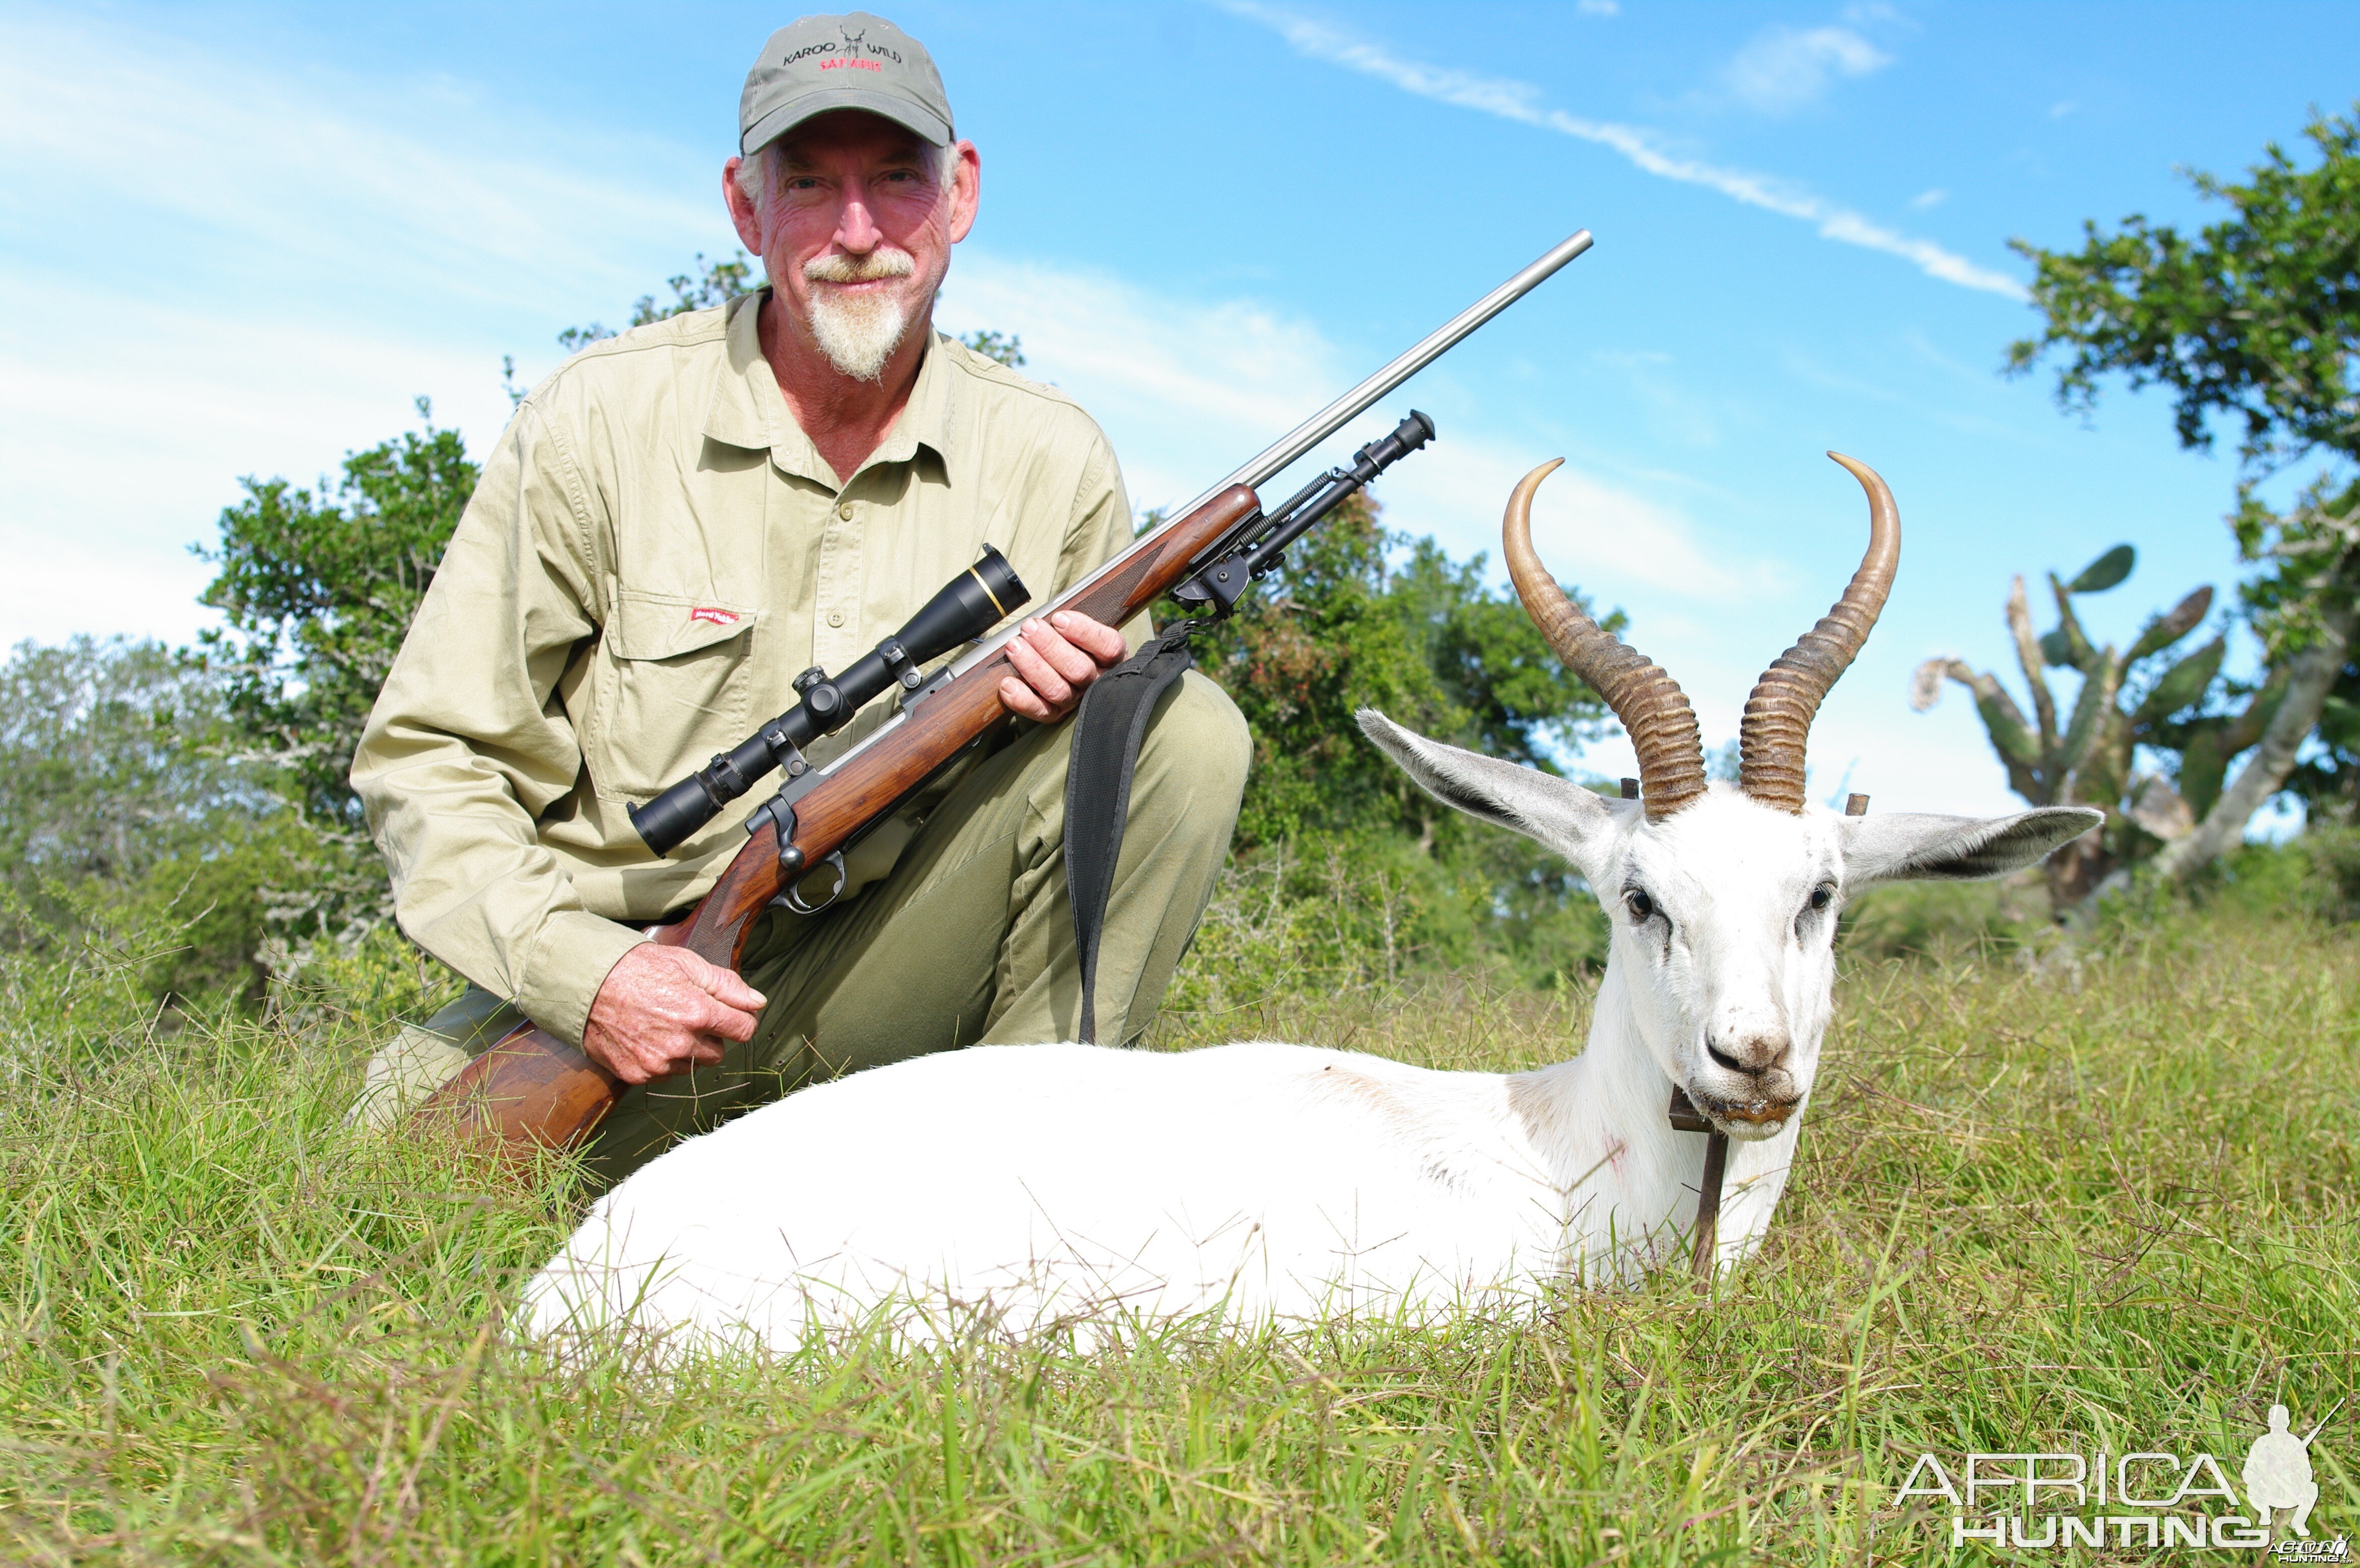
[1213,2,2021,299]
[1909,186,1948,209]
[0,11,717,312]
[1723,25,1891,115]
[1577,0,1620,15]
[0,4,738,650]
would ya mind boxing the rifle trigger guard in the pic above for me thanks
[777,850,848,916]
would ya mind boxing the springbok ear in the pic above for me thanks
[1357,709,1620,871]
[1839,807,2103,889]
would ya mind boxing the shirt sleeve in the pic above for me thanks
[351,400,645,1043]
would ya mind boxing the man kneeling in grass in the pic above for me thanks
[347,12,1248,1185]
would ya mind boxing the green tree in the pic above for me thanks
[0,638,249,933]
[0,637,326,1005]
[1184,493,1618,985]
[2008,105,2360,856]
[957,330,1025,368]
[196,400,476,832]
[1195,493,1611,848]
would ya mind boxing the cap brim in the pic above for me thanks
[743,90,952,155]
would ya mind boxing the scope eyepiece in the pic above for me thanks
[628,771,728,859]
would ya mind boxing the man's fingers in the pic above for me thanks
[1049,610,1128,666]
[1006,632,1074,706]
[1021,620,1098,686]
[696,996,760,1043]
[998,674,1053,722]
[694,961,767,1014]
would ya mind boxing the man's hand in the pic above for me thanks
[998,610,1128,723]
[582,943,767,1085]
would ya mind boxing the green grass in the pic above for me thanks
[4,906,2356,1563]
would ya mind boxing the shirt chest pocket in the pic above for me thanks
[586,589,763,802]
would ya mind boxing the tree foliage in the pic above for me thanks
[1194,493,1611,849]
[0,639,249,936]
[196,400,477,830]
[2007,106,2359,477]
[558,252,759,352]
[2008,103,2360,841]
[1185,493,1617,985]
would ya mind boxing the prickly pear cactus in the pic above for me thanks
[1910,544,2222,903]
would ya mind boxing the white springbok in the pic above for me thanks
[524,455,2098,1350]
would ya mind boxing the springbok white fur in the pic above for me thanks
[524,715,2096,1352]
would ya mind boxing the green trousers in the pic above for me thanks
[354,671,1249,1187]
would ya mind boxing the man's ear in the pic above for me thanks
[1358,709,1621,873]
[1840,807,2103,889]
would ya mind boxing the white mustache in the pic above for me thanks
[803,249,916,284]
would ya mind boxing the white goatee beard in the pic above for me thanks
[800,249,922,382]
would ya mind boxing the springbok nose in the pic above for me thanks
[1705,1029,1792,1077]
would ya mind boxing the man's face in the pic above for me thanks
[725,111,979,381]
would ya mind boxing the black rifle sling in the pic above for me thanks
[1064,622,1198,1045]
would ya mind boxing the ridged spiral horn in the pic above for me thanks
[1503,459,1707,822]
[1737,452,1901,815]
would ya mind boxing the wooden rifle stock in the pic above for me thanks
[415,484,1264,1150]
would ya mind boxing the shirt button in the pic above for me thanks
[827,610,845,628]
[838,503,854,520]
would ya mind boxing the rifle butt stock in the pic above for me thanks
[416,1022,622,1153]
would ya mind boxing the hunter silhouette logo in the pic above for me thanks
[2248,1400,2346,1557]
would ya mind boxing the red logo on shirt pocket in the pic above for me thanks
[688,607,742,627]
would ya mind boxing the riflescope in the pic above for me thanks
[628,545,1028,855]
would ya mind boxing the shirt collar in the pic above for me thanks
[703,290,958,491]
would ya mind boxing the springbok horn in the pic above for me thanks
[1737,452,1901,815]
[1503,459,1707,822]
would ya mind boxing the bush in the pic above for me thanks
[1164,828,1610,1024]
[2302,823,2360,922]
[1837,873,2050,961]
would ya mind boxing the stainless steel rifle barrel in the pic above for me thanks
[1202,227,1594,507]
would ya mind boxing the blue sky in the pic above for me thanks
[4,2,2354,817]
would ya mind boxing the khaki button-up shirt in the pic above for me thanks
[353,292,1135,1043]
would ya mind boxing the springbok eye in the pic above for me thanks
[1626,889,1656,923]
[1808,884,1834,911]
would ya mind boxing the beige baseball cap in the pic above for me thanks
[740,12,954,155]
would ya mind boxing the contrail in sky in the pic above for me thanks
[1217,2,2025,300]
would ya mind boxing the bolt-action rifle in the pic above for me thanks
[418,229,1595,1152]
